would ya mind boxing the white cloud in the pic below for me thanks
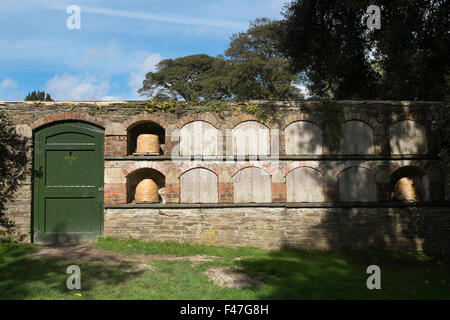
[128,52,162,99]
[0,78,23,100]
[46,74,110,101]
[0,78,18,91]
[49,4,248,29]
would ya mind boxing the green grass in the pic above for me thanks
[1,237,449,300]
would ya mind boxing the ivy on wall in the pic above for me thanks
[321,100,344,152]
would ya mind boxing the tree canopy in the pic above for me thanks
[281,0,449,100]
[138,54,231,101]
[225,18,302,100]
[139,19,303,101]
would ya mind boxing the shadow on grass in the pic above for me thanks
[234,247,450,300]
[0,243,145,300]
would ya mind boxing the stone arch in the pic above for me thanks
[338,166,377,201]
[281,113,321,130]
[31,112,107,130]
[175,113,221,129]
[286,167,324,202]
[179,167,218,203]
[125,167,166,204]
[123,114,168,130]
[229,162,275,177]
[230,113,273,129]
[340,120,374,154]
[233,167,272,203]
[176,161,222,178]
[285,120,323,155]
[282,161,322,176]
[389,120,427,155]
[122,162,168,177]
[390,165,431,202]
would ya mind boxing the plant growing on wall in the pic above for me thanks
[0,111,29,241]
[321,100,344,152]
[145,100,177,113]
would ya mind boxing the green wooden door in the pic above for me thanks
[33,122,104,244]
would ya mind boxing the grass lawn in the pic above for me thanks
[0,237,449,300]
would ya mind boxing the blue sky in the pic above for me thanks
[0,0,286,101]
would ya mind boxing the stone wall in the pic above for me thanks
[104,205,450,255]
[1,100,448,254]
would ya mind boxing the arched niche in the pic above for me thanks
[180,121,219,156]
[180,168,218,203]
[126,168,165,203]
[233,167,271,203]
[389,120,427,155]
[286,167,324,202]
[339,166,376,201]
[340,120,374,154]
[285,121,322,155]
[232,121,270,156]
[391,166,430,202]
[127,121,165,155]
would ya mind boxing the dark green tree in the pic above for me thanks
[138,54,232,101]
[25,91,53,101]
[0,111,29,239]
[281,0,449,100]
[225,18,303,100]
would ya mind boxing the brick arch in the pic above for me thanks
[122,162,168,177]
[342,111,378,128]
[281,114,321,130]
[342,119,374,130]
[230,115,272,129]
[176,162,222,178]
[337,165,374,177]
[229,162,276,177]
[387,113,427,129]
[123,113,169,130]
[175,113,221,129]
[332,161,375,178]
[282,161,322,176]
[389,160,427,175]
[31,112,107,130]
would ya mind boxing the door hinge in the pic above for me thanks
[99,186,104,192]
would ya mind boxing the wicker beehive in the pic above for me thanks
[136,134,159,154]
[393,177,418,202]
[135,179,159,203]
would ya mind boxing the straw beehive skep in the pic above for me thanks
[136,134,159,154]
[135,179,159,203]
[393,177,417,202]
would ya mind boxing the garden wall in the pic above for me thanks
[1,100,448,255]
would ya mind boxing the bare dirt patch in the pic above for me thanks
[205,267,263,289]
[29,243,217,271]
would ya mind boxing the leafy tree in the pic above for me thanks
[281,0,379,99]
[371,0,449,100]
[225,18,303,100]
[0,111,29,239]
[281,0,449,100]
[25,91,53,101]
[138,54,232,101]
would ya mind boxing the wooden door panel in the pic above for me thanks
[33,122,104,244]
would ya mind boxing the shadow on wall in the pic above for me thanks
[282,114,449,257]
[0,112,30,240]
